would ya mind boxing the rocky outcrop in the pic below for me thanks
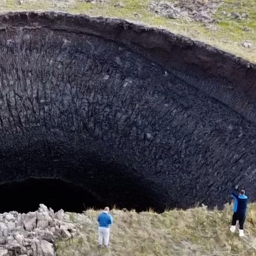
[0,12,255,211]
[0,204,80,256]
[149,0,221,23]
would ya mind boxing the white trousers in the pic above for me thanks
[98,227,110,246]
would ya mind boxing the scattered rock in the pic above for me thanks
[230,12,248,20]
[5,214,15,222]
[241,12,248,19]
[23,214,36,231]
[79,0,107,3]
[6,222,15,232]
[38,230,54,243]
[204,23,218,31]
[242,41,252,48]
[60,227,72,239]
[14,233,24,245]
[38,204,48,213]
[40,240,54,256]
[0,249,7,256]
[17,0,24,4]
[149,0,222,23]
[0,204,79,256]
[231,12,240,20]
[55,209,64,221]
[114,2,125,8]
[242,27,250,31]
[134,13,142,18]
[149,2,181,19]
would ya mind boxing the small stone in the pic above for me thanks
[6,236,14,244]
[23,214,36,231]
[6,239,21,250]
[0,248,7,256]
[14,233,24,245]
[38,204,48,213]
[0,222,7,231]
[231,12,240,19]
[242,41,252,48]
[61,228,71,239]
[23,238,33,246]
[50,227,56,233]
[2,227,8,237]
[7,221,16,231]
[114,2,124,8]
[242,27,250,32]
[134,13,141,18]
[40,240,54,256]
[31,238,40,255]
[55,209,64,220]
[241,12,248,18]
[38,230,54,242]
[5,214,15,222]
[0,237,6,245]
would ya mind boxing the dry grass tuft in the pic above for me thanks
[56,203,256,256]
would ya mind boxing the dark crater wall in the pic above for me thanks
[0,12,256,212]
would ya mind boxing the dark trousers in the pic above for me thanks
[231,212,246,230]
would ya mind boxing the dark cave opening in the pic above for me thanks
[0,178,106,213]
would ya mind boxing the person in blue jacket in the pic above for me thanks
[97,206,113,247]
[230,185,248,237]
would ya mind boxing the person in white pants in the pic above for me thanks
[97,207,113,247]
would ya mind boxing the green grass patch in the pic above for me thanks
[1,0,256,62]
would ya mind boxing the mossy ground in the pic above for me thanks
[55,203,256,256]
[2,0,256,63]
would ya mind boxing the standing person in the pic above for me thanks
[97,206,113,247]
[230,185,248,237]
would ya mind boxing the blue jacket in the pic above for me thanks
[231,191,248,215]
[97,212,113,228]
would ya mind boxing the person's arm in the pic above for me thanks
[97,214,100,223]
[109,215,113,225]
[231,185,239,199]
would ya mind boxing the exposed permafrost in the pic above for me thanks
[0,12,255,211]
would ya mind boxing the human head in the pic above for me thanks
[104,206,110,212]
[239,187,245,195]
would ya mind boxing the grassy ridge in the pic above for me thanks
[2,0,256,63]
[56,203,256,256]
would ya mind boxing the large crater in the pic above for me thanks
[0,12,256,212]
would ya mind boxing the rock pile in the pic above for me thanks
[149,0,222,23]
[0,204,79,256]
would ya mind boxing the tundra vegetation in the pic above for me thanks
[1,0,256,63]
[56,203,256,256]
[1,1,256,256]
